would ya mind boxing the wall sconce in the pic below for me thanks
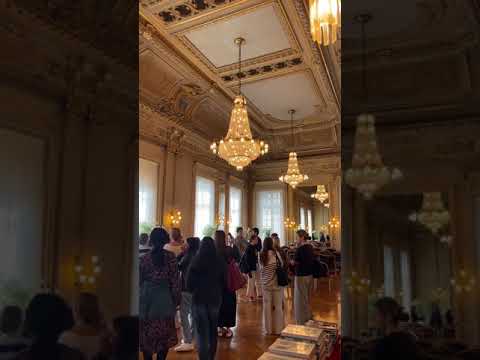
[328,217,340,230]
[284,218,296,229]
[431,287,448,301]
[165,209,182,227]
[216,215,230,226]
[74,256,102,288]
[451,270,476,293]
[345,271,370,294]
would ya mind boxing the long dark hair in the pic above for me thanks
[214,230,226,257]
[75,292,102,330]
[374,297,401,325]
[150,227,170,267]
[193,237,218,269]
[259,237,274,266]
[186,237,200,256]
[112,316,138,359]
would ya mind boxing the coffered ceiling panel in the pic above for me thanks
[182,2,294,68]
[241,70,323,120]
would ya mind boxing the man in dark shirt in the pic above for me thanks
[252,227,262,251]
[371,297,419,360]
[292,229,314,324]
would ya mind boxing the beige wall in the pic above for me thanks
[1,78,137,320]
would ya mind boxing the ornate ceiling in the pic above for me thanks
[342,0,480,128]
[139,0,341,160]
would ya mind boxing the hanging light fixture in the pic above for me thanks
[311,184,329,203]
[344,14,401,199]
[451,270,476,293]
[284,218,297,229]
[210,38,268,171]
[409,193,450,234]
[309,0,341,46]
[279,109,309,188]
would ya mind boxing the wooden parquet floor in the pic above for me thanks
[141,278,340,360]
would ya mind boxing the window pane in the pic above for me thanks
[256,190,284,242]
[195,176,215,237]
[384,245,395,297]
[400,251,411,311]
[307,209,312,233]
[218,191,225,230]
[139,158,158,231]
[229,186,242,234]
[300,207,306,230]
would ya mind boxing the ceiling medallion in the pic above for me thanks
[344,14,401,199]
[309,0,341,46]
[311,184,329,203]
[210,38,268,171]
[409,193,450,234]
[279,110,309,188]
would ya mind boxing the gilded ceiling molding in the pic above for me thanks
[221,57,304,82]
[140,101,248,176]
[13,0,137,69]
[141,0,244,26]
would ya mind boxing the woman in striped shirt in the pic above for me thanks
[259,237,285,335]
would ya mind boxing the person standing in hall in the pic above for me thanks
[174,237,200,353]
[164,227,184,258]
[244,235,262,302]
[227,232,241,263]
[187,237,226,360]
[251,227,263,251]
[291,229,314,324]
[215,231,237,339]
[259,237,286,335]
[234,227,249,257]
[140,228,181,360]
[139,233,151,257]
[271,233,287,266]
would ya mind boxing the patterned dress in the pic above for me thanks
[140,251,181,353]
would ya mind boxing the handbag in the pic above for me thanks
[139,279,175,320]
[227,259,247,292]
[274,252,289,287]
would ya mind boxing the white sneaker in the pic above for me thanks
[175,342,194,352]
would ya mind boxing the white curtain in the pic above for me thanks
[307,209,313,233]
[139,158,158,227]
[384,245,395,297]
[256,190,284,241]
[194,176,215,237]
[300,207,306,230]
[400,250,412,311]
[218,191,225,230]
[229,186,242,234]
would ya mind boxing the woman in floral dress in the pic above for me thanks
[140,228,181,360]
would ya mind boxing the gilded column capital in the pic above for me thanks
[166,127,185,155]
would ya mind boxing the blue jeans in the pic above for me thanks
[180,292,194,343]
[192,302,221,360]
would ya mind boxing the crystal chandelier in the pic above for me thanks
[279,110,309,188]
[309,0,341,46]
[409,193,450,234]
[344,15,401,199]
[166,209,182,227]
[311,184,329,203]
[210,38,268,171]
[345,271,370,294]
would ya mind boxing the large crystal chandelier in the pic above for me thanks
[309,0,341,46]
[311,184,329,203]
[345,114,402,199]
[344,14,401,199]
[409,193,450,234]
[279,110,309,188]
[210,38,268,171]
